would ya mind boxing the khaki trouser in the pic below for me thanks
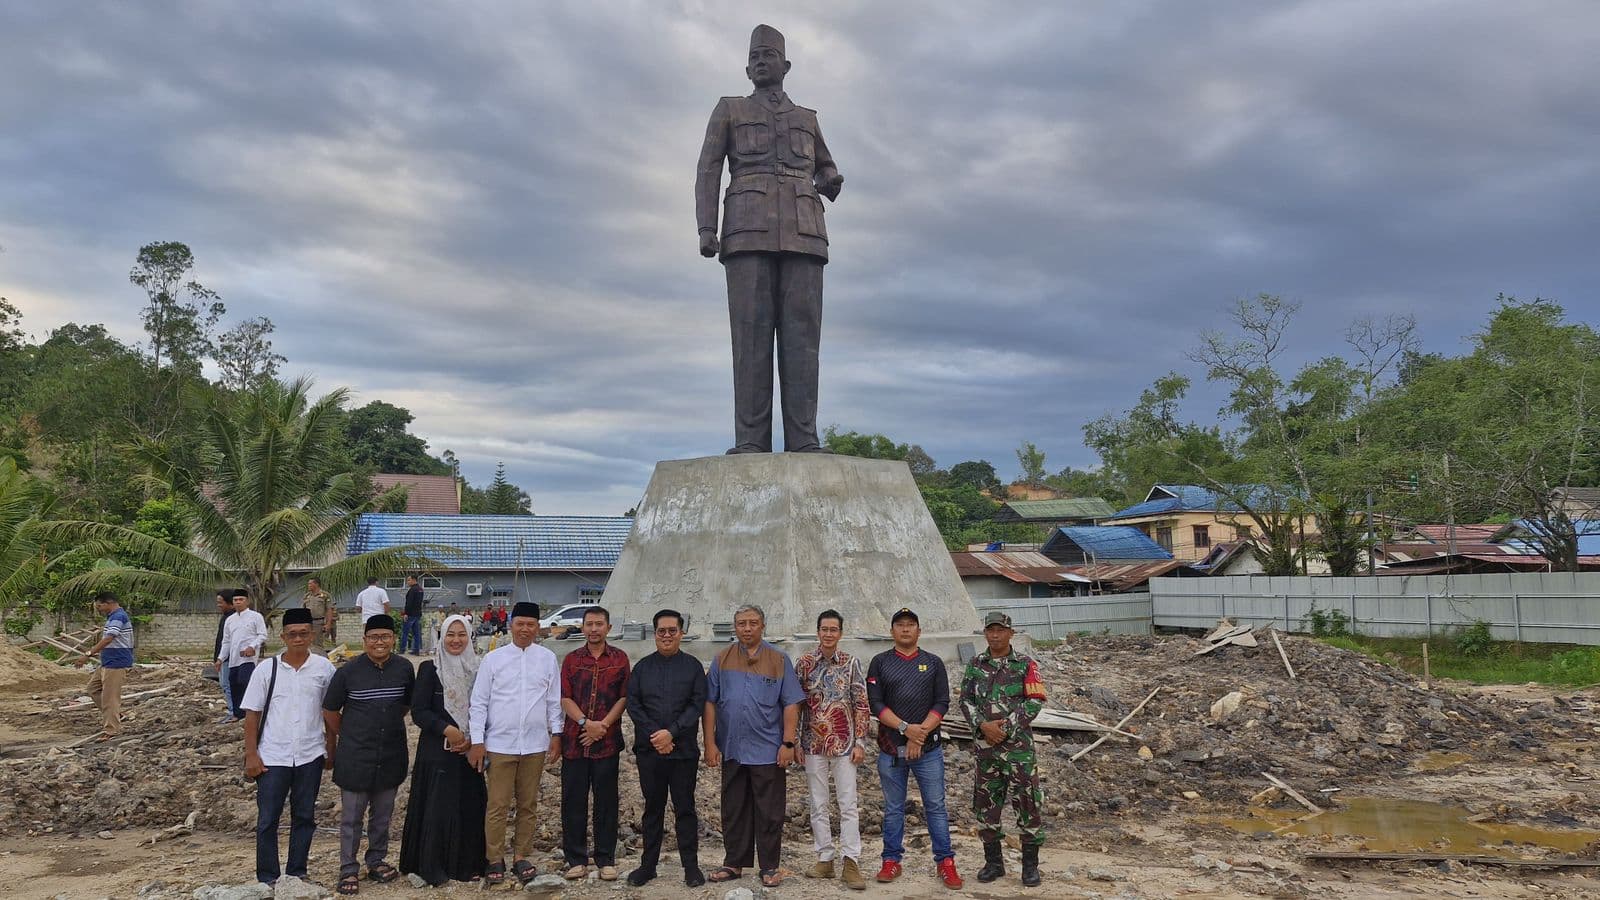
[88,666,128,735]
[485,752,547,863]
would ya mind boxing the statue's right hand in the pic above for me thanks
[699,232,719,258]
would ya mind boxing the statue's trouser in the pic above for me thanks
[725,252,824,452]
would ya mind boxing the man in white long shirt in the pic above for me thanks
[242,608,336,885]
[468,601,563,887]
[356,577,390,626]
[219,590,268,721]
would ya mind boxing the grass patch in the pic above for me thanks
[1313,633,1600,687]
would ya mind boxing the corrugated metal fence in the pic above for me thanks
[1149,572,1600,645]
[969,593,1153,640]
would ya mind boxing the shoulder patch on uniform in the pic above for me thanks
[1023,658,1046,699]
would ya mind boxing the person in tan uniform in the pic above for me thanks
[303,576,334,652]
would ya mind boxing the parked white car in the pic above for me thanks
[540,603,592,635]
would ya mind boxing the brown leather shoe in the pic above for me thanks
[805,860,835,879]
[841,858,866,890]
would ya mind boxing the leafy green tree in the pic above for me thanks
[948,460,1000,491]
[484,462,533,515]
[129,241,225,371]
[823,426,910,460]
[131,498,190,548]
[1043,466,1111,500]
[215,315,286,391]
[50,378,454,610]
[343,401,451,475]
[1015,441,1047,488]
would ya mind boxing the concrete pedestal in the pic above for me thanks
[601,454,980,649]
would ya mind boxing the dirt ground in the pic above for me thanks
[2,633,1598,899]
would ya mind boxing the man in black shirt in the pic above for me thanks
[624,609,708,888]
[323,614,415,894]
[401,575,425,655]
[866,608,961,889]
[213,589,236,725]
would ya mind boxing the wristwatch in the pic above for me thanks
[782,740,796,749]
[578,717,588,728]
[897,721,909,736]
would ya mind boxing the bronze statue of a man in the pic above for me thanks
[696,24,843,454]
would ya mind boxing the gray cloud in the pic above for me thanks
[3,1,1598,512]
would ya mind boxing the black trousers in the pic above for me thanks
[636,752,699,873]
[560,754,620,867]
[228,662,256,719]
[724,252,824,452]
[720,762,785,872]
[255,758,323,884]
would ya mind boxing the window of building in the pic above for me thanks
[421,576,443,590]
[489,586,514,599]
[1155,527,1173,551]
[384,577,405,590]
[1193,526,1210,549]
[578,585,604,600]
[1236,524,1253,541]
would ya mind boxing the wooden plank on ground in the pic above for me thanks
[1070,686,1161,762]
[1261,772,1322,813]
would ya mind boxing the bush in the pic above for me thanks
[1455,620,1495,657]
[1548,648,1600,686]
[1304,605,1351,637]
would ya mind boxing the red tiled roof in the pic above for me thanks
[371,473,460,515]
[1409,524,1502,544]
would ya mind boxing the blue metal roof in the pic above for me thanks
[1042,525,1174,561]
[1500,519,1600,556]
[1106,484,1295,520]
[346,513,634,570]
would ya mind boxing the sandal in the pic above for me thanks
[337,875,360,895]
[707,866,742,883]
[485,861,506,885]
[512,859,538,885]
[760,869,783,888]
[367,862,399,883]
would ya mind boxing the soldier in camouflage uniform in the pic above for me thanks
[959,611,1046,887]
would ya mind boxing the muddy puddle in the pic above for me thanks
[1214,796,1600,856]
[1409,750,1472,772]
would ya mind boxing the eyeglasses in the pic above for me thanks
[363,633,395,642]
[655,628,681,636]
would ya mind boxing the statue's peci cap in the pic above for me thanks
[750,24,785,56]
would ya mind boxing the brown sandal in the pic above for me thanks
[337,875,360,895]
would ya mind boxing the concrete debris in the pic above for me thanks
[192,884,272,900]
[1210,691,1245,723]
[271,875,328,900]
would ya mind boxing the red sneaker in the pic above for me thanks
[937,858,963,889]
[875,860,902,883]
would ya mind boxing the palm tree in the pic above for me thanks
[0,457,135,620]
[49,377,453,609]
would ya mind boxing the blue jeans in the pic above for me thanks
[877,745,952,864]
[256,758,324,883]
[400,615,422,654]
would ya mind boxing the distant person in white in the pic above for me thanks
[242,608,336,886]
[219,590,268,721]
[357,577,390,626]
[468,601,564,887]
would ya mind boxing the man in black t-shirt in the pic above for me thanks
[401,575,425,654]
[866,608,961,890]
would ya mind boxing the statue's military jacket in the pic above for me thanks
[696,90,840,262]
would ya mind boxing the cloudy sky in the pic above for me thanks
[3,1,1597,514]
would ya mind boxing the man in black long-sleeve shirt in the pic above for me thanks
[401,576,425,654]
[624,609,708,888]
[213,590,236,725]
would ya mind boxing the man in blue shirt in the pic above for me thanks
[81,591,134,739]
[703,604,804,888]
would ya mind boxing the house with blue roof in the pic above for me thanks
[1040,525,1174,565]
[329,512,635,614]
[1100,484,1315,563]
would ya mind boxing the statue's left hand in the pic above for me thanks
[818,172,844,202]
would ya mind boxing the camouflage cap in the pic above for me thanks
[983,610,1013,629]
[750,24,785,55]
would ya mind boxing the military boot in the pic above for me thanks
[1020,843,1041,887]
[975,841,1005,883]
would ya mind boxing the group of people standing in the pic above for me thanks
[238,597,1049,891]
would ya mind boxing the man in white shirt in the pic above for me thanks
[219,590,268,721]
[356,577,390,626]
[468,601,563,887]
[242,608,336,886]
